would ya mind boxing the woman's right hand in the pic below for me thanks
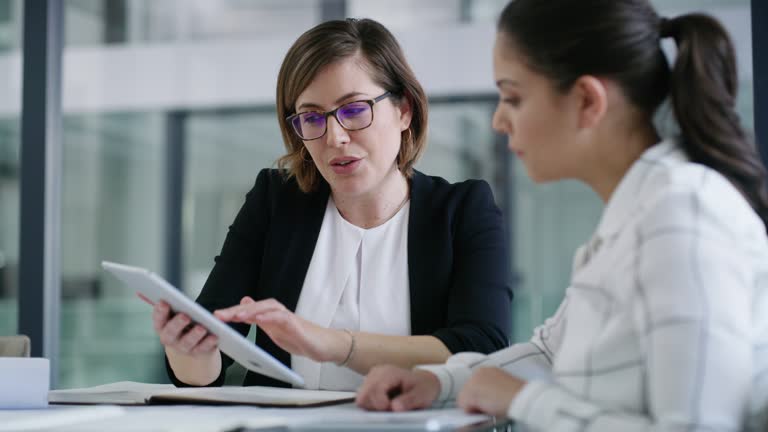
[152,300,219,356]
[356,365,441,411]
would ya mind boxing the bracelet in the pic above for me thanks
[337,329,355,367]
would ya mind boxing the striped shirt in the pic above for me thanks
[418,139,768,431]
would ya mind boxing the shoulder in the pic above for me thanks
[243,169,329,221]
[412,170,496,210]
[639,156,765,246]
[253,168,299,192]
[410,171,503,240]
[251,168,327,200]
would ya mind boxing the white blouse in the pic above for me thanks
[419,139,768,431]
[293,196,411,390]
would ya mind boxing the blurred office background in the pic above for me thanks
[0,0,755,388]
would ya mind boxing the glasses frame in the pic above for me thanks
[286,91,392,141]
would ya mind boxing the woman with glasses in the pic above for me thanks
[151,18,512,391]
[357,0,768,430]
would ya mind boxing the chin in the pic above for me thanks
[525,168,560,184]
[328,176,371,197]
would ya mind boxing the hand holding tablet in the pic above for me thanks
[101,261,305,387]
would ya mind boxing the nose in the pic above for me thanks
[491,105,509,135]
[325,115,350,147]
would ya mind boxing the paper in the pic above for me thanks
[48,381,174,405]
[0,406,125,431]
[49,381,355,407]
[0,357,49,408]
[149,385,355,407]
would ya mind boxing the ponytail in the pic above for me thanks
[662,14,768,232]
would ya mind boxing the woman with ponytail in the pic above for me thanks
[357,1,768,430]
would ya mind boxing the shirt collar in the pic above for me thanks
[594,138,684,239]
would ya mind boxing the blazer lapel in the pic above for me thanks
[407,171,433,335]
[268,180,330,312]
[251,177,328,379]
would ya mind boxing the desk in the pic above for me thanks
[2,404,516,432]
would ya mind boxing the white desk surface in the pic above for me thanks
[1,403,494,432]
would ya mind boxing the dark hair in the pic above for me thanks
[276,18,429,193]
[497,0,768,231]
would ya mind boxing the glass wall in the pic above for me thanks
[64,0,321,48]
[0,0,21,336]
[183,110,285,298]
[347,0,510,27]
[420,101,501,186]
[58,112,167,387]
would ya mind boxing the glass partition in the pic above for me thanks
[0,0,21,336]
[58,112,167,387]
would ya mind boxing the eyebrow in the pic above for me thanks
[297,92,368,111]
[496,79,520,88]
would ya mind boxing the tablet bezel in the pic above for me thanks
[101,261,305,387]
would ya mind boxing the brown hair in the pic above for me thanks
[497,0,768,232]
[275,18,429,193]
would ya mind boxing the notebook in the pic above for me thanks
[48,381,355,408]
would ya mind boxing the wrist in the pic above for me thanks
[336,329,355,367]
[415,369,440,387]
[320,328,352,364]
[166,346,221,386]
[416,364,462,402]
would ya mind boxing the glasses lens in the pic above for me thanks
[337,102,372,130]
[293,112,326,140]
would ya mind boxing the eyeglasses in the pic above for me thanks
[286,92,392,141]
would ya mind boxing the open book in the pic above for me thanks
[48,381,355,408]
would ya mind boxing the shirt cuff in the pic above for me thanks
[415,352,487,402]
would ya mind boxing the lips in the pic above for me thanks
[329,156,362,175]
[330,156,361,166]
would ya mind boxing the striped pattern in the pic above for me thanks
[418,139,768,431]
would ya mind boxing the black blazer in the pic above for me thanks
[168,169,511,388]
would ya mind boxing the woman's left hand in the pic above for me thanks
[214,297,343,363]
[456,367,526,417]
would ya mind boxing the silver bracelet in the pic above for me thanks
[337,329,355,367]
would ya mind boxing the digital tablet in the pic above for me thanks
[101,261,305,387]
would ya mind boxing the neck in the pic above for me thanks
[582,123,659,203]
[332,168,410,229]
